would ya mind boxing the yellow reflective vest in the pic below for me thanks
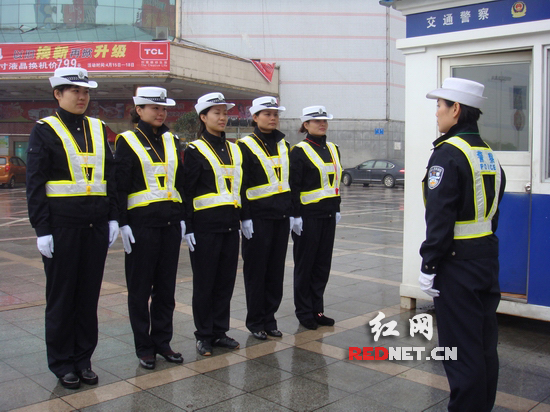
[41,115,107,197]
[295,141,342,205]
[443,136,502,239]
[239,135,290,200]
[190,139,243,211]
[117,131,182,210]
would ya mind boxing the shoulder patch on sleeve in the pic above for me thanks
[427,166,444,189]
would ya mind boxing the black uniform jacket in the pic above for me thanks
[289,134,342,218]
[237,127,292,221]
[26,108,118,237]
[420,122,506,274]
[115,120,185,227]
[183,130,242,234]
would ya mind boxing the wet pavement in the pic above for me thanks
[1,184,550,411]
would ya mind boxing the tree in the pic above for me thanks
[173,111,199,146]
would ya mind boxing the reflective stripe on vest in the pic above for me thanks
[295,141,342,205]
[190,139,243,210]
[239,135,290,200]
[41,116,107,197]
[444,136,502,239]
[118,131,182,210]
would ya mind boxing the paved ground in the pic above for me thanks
[0,183,550,411]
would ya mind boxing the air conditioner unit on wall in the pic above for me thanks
[155,27,168,40]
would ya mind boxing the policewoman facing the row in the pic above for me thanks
[183,93,243,356]
[26,68,119,389]
[419,78,506,412]
[290,105,342,330]
[115,87,185,370]
[238,96,291,340]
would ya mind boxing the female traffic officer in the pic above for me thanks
[290,106,342,330]
[115,87,185,370]
[238,96,291,340]
[419,78,506,412]
[183,92,243,356]
[26,67,119,389]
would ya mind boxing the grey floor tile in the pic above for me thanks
[205,359,293,392]
[0,334,45,359]
[315,394,406,411]
[253,375,349,411]
[0,377,55,411]
[90,336,135,361]
[320,328,377,350]
[254,347,339,375]
[357,377,449,411]
[197,393,293,412]
[302,360,392,393]
[0,323,32,341]
[4,350,49,376]
[147,374,245,411]
[82,390,185,411]
[0,361,24,384]
[497,363,550,401]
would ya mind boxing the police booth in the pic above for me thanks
[393,0,550,320]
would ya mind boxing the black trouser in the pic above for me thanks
[242,217,289,332]
[292,216,336,322]
[125,225,181,358]
[190,231,239,342]
[43,224,108,378]
[433,257,500,412]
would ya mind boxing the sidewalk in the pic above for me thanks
[0,185,549,411]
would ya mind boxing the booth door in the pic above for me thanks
[442,52,532,299]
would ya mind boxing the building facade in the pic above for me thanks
[179,0,406,167]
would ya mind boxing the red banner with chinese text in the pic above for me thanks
[0,41,170,74]
[250,60,275,83]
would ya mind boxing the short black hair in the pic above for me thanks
[52,84,76,102]
[130,105,145,123]
[443,99,483,124]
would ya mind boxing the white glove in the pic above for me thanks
[419,273,440,298]
[335,212,341,224]
[37,235,54,258]
[185,233,196,252]
[241,219,254,240]
[180,221,186,242]
[289,217,295,232]
[108,220,119,248]
[292,217,303,236]
[120,225,135,254]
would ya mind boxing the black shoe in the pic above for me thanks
[299,318,318,330]
[76,368,98,385]
[266,329,283,337]
[213,335,240,349]
[158,350,184,364]
[139,355,156,369]
[196,340,212,356]
[252,331,267,340]
[315,313,335,326]
[59,372,80,389]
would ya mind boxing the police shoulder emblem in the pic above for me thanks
[428,166,444,190]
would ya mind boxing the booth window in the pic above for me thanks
[453,63,530,152]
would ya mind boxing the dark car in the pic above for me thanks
[342,159,404,188]
[0,156,26,188]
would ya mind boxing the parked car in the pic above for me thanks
[0,156,27,188]
[342,159,404,188]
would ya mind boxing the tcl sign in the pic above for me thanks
[140,43,169,60]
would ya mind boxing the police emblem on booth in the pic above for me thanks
[511,1,527,18]
[427,166,444,190]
